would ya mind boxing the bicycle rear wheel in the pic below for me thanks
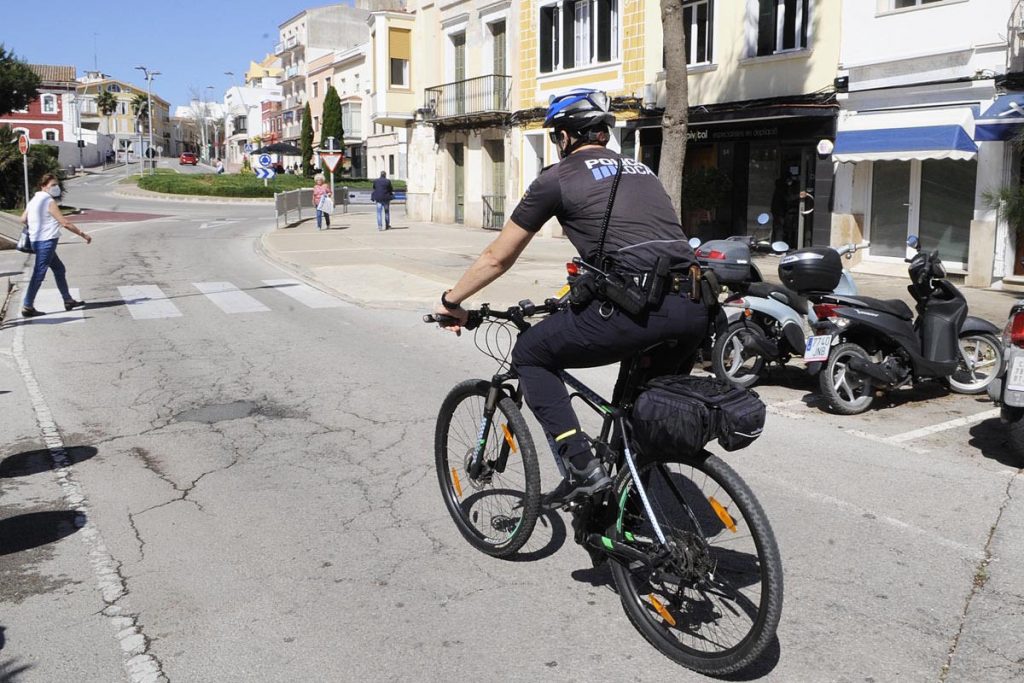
[434,380,541,557]
[608,453,783,676]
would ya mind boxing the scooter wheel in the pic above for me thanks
[946,333,1003,395]
[820,342,875,415]
[712,320,767,389]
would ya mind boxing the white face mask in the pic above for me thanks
[47,185,61,198]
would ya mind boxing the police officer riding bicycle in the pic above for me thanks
[434,88,708,505]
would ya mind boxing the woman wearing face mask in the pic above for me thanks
[19,173,92,317]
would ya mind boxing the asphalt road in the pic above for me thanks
[0,172,1021,682]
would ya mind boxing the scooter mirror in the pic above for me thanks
[907,234,920,249]
[771,241,790,253]
[688,237,701,249]
[756,212,771,226]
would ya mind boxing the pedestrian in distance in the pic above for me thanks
[214,158,225,174]
[372,171,394,231]
[19,173,92,317]
[312,173,333,230]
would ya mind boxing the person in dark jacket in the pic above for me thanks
[371,171,394,231]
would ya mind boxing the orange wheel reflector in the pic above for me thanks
[451,469,463,498]
[649,595,677,627]
[709,496,737,533]
[501,423,517,452]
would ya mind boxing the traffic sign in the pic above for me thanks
[255,167,276,180]
[321,153,342,172]
[245,143,254,154]
[257,153,272,168]
[18,134,29,155]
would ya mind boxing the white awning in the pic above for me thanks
[833,107,978,163]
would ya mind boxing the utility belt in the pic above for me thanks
[567,256,716,317]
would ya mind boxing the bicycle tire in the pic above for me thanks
[608,452,783,676]
[434,379,541,558]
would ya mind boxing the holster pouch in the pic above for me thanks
[644,256,670,308]
[601,272,647,317]
[568,271,599,308]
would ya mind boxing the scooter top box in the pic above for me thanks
[695,240,752,284]
[778,248,843,293]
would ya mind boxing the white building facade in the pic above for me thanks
[831,0,1017,287]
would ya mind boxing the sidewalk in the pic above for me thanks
[261,211,1023,324]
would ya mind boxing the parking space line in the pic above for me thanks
[887,409,1000,443]
[847,429,930,455]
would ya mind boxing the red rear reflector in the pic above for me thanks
[814,303,840,319]
[1011,312,1024,348]
[697,249,726,260]
[566,261,579,276]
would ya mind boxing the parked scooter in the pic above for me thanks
[705,227,868,388]
[987,300,1024,461]
[804,235,1003,415]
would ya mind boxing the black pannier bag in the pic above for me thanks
[629,375,766,456]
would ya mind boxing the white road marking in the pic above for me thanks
[262,278,343,308]
[847,429,930,454]
[117,285,182,319]
[27,288,84,324]
[194,282,269,314]
[11,325,168,682]
[198,220,241,230]
[887,409,1001,443]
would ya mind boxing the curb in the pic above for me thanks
[0,275,14,323]
[255,232,369,309]
[112,185,275,205]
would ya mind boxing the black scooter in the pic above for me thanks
[809,236,1003,415]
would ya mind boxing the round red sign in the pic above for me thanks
[18,134,29,155]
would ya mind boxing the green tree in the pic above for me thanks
[0,126,63,209]
[131,93,149,132]
[0,45,41,117]
[300,103,314,177]
[320,86,345,153]
[95,90,118,135]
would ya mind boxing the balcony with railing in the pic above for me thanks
[1010,1,1024,73]
[423,75,511,123]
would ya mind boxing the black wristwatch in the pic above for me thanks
[441,290,461,310]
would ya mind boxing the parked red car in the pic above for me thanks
[179,152,198,165]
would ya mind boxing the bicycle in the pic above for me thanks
[425,296,783,676]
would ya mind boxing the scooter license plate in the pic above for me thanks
[804,335,832,362]
[1008,356,1024,392]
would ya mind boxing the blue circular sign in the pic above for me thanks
[258,154,272,168]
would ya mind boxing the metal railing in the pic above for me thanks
[1010,1,1024,73]
[482,194,506,230]
[424,75,511,120]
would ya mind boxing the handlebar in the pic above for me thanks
[836,241,870,258]
[423,297,565,331]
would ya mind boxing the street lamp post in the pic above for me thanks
[204,85,214,162]
[135,66,161,175]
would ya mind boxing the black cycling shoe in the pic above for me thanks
[542,457,612,509]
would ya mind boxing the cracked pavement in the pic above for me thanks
[1,170,1023,681]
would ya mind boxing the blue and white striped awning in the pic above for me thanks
[975,94,1024,142]
[833,107,978,163]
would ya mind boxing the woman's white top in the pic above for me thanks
[26,191,61,242]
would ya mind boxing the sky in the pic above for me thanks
[1,0,356,111]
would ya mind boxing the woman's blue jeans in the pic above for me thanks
[23,238,71,308]
[376,201,391,228]
[316,209,331,229]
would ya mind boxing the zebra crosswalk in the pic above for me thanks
[16,279,345,323]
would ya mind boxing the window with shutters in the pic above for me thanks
[539,0,620,74]
[389,27,411,88]
[754,0,810,56]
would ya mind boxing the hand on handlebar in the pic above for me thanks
[430,302,470,335]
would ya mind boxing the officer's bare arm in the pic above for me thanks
[445,219,535,304]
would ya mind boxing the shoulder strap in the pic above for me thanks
[594,158,623,267]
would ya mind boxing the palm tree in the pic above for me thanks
[131,93,149,132]
[659,0,690,221]
[95,90,117,135]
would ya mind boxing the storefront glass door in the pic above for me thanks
[869,160,975,266]
[869,160,912,259]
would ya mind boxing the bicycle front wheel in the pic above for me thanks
[609,453,783,676]
[434,380,541,557]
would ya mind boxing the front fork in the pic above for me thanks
[470,380,516,479]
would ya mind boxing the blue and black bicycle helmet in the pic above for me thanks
[544,89,615,134]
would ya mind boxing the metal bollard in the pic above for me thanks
[341,186,349,214]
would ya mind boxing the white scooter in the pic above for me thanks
[988,300,1024,461]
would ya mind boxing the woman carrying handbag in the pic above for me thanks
[19,173,92,317]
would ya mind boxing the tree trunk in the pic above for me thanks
[659,0,689,222]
